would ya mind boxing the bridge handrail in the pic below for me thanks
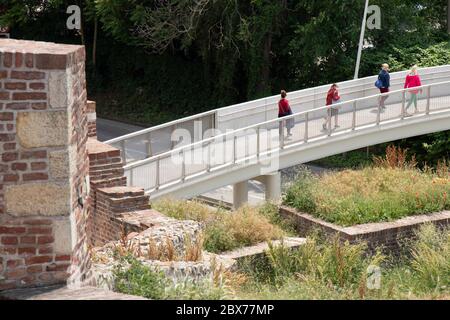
[124,80,450,171]
[104,109,217,145]
[107,65,450,147]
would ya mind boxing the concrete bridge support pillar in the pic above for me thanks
[264,172,282,202]
[255,172,282,202]
[233,180,249,209]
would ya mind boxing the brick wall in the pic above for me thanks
[0,39,90,290]
[85,138,151,247]
[92,187,150,246]
[280,206,450,253]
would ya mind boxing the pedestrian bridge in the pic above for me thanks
[105,65,450,206]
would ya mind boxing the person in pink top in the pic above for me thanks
[404,65,422,116]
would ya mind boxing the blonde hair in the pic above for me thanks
[410,65,418,75]
[382,63,389,70]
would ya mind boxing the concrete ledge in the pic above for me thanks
[220,237,306,261]
[0,285,147,300]
[280,206,450,251]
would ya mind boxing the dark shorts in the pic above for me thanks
[380,88,390,94]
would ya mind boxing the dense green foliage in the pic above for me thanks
[284,165,450,226]
[2,1,449,158]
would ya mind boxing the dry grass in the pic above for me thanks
[373,145,417,169]
[285,147,450,226]
[220,206,284,247]
[153,199,286,253]
[152,198,215,223]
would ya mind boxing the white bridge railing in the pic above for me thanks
[106,65,450,166]
[123,80,450,196]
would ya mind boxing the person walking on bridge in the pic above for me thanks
[403,65,422,116]
[278,90,294,138]
[377,63,391,110]
[323,83,341,131]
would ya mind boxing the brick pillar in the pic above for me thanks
[0,39,90,290]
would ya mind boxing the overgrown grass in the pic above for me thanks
[284,149,450,226]
[235,225,450,300]
[113,225,449,300]
[152,200,289,253]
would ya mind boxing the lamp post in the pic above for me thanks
[354,0,370,79]
[448,0,450,33]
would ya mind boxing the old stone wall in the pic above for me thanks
[0,39,90,290]
[280,206,450,253]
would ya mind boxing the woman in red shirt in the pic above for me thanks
[278,90,294,137]
[323,84,341,130]
[404,65,422,116]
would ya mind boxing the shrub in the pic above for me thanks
[113,256,167,299]
[153,200,286,253]
[113,256,230,300]
[203,206,285,253]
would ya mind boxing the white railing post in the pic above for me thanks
[257,126,261,160]
[155,158,160,191]
[304,113,309,143]
[426,85,431,115]
[376,101,381,125]
[327,109,332,136]
[181,149,186,182]
[279,120,285,149]
[352,101,357,130]
[401,90,406,119]
[129,168,134,186]
[233,135,237,164]
[207,141,211,172]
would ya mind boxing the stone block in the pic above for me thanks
[16,111,68,148]
[48,70,73,109]
[49,150,69,179]
[53,218,73,255]
[5,183,70,216]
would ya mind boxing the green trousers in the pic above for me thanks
[406,93,418,111]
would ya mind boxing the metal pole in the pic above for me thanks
[304,113,309,142]
[352,101,357,130]
[426,86,431,114]
[181,149,186,182]
[354,0,370,80]
[401,91,406,119]
[155,158,160,191]
[257,126,261,160]
[448,0,450,34]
